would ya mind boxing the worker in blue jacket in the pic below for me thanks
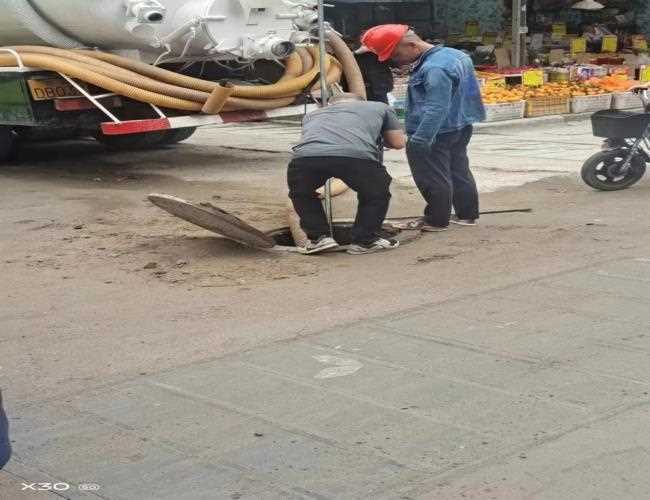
[361,25,486,230]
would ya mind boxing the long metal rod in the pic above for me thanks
[512,0,522,68]
[316,0,334,237]
[386,209,533,222]
[317,0,329,107]
[324,179,334,237]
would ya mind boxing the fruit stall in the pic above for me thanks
[367,1,650,123]
[390,68,641,123]
[474,55,645,121]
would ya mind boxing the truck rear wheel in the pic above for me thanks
[0,127,15,163]
[160,128,197,145]
[94,130,168,150]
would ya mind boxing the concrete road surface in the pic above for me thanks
[1,117,649,500]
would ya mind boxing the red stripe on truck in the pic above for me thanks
[55,97,122,112]
[101,118,170,136]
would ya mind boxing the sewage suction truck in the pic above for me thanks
[0,0,365,160]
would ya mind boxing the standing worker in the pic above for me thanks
[360,25,486,231]
[288,93,406,255]
[354,47,394,104]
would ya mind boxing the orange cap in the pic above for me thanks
[361,24,409,62]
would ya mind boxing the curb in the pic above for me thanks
[475,107,644,132]
[474,112,593,132]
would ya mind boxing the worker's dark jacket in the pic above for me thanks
[355,53,394,96]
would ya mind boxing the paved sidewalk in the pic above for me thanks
[5,255,649,499]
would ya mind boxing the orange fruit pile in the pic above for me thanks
[481,87,525,104]
[511,82,609,99]
[517,83,572,99]
[587,75,638,93]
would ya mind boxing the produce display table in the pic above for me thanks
[389,61,642,124]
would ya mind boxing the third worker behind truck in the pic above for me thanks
[361,25,486,231]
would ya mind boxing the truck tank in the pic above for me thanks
[0,1,367,157]
[0,0,314,62]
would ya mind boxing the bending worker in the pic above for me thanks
[288,93,406,255]
[361,25,485,231]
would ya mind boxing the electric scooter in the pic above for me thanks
[582,89,650,191]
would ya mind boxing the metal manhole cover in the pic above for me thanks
[148,193,275,249]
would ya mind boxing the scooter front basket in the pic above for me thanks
[591,110,650,139]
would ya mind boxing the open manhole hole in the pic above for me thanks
[266,222,421,250]
[148,194,421,252]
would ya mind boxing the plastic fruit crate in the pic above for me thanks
[525,96,570,117]
[611,92,643,110]
[571,93,613,114]
[483,101,525,122]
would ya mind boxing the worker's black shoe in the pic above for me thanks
[347,237,400,255]
[450,215,478,226]
[299,236,339,255]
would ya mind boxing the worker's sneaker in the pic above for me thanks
[299,236,339,255]
[390,218,447,232]
[347,237,400,255]
[450,215,478,226]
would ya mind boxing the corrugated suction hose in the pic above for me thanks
[11,46,210,103]
[73,48,329,99]
[296,47,315,73]
[326,30,367,99]
[0,53,203,111]
[202,83,234,114]
[0,47,340,112]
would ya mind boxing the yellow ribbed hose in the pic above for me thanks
[66,58,209,103]
[228,48,329,99]
[296,47,314,73]
[278,52,304,82]
[14,45,303,102]
[11,46,211,103]
[0,47,342,112]
[0,53,203,111]
[223,61,342,111]
[326,31,367,99]
[201,83,234,114]
[75,47,330,99]
[75,49,219,93]
[313,59,343,91]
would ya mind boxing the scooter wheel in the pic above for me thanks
[581,149,646,191]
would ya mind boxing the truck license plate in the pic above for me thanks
[27,78,83,101]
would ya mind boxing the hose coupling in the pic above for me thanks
[245,35,296,60]
[124,0,167,23]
